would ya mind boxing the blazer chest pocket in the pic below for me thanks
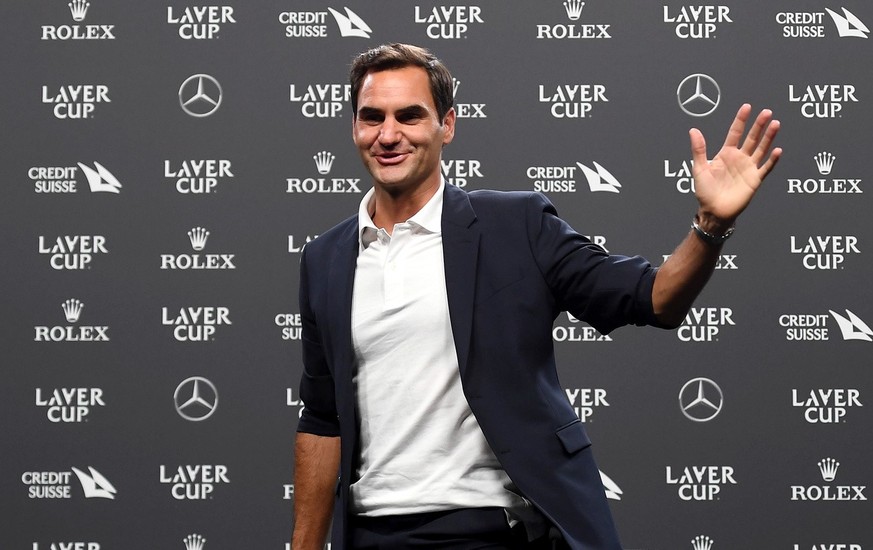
[555,419,591,455]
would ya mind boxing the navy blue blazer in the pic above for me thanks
[297,183,662,549]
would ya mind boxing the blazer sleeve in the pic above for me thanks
[525,192,665,335]
[296,245,341,437]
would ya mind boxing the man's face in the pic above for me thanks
[352,66,455,196]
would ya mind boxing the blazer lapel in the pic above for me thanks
[326,219,359,401]
[441,185,480,378]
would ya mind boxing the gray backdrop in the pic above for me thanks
[2,1,871,549]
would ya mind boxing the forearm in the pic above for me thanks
[291,432,341,550]
[652,212,731,327]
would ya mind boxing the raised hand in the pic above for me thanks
[689,104,782,227]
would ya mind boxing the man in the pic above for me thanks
[292,44,781,549]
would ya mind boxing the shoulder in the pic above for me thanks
[463,188,558,218]
[300,215,357,262]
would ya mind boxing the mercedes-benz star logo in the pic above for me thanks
[677,73,720,117]
[179,74,223,117]
[174,376,218,421]
[679,377,723,422]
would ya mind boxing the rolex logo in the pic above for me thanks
[452,78,460,99]
[62,299,84,323]
[161,228,235,270]
[564,0,585,21]
[69,0,90,21]
[818,457,840,482]
[814,152,835,175]
[183,534,206,550]
[188,227,209,251]
[692,535,714,550]
[313,151,335,175]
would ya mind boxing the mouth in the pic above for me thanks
[374,151,409,166]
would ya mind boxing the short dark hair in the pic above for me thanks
[349,43,454,122]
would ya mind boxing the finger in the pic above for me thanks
[751,118,780,165]
[722,103,751,149]
[741,109,774,156]
[758,146,783,180]
[689,127,708,170]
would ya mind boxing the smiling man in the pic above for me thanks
[292,43,781,550]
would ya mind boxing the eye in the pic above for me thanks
[396,107,428,124]
[356,109,383,124]
[397,112,422,124]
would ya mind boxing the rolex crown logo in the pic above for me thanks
[818,457,840,482]
[313,151,335,175]
[188,227,210,251]
[452,78,460,99]
[814,152,835,175]
[183,534,206,550]
[692,535,714,550]
[62,299,84,323]
[68,0,90,21]
[563,0,585,21]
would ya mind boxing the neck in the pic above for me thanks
[371,179,440,234]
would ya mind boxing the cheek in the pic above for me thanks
[353,125,376,146]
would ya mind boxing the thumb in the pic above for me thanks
[689,128,708,172]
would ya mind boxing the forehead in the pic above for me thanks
[357,66,436,112]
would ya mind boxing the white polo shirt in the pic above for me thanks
[350,182,526,517]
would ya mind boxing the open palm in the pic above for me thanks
[690,104,782,224]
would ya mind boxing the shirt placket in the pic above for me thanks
[383,225,407,309]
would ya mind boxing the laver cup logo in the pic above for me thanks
[167,6,236,39]
[32,543,101,550]
[39,235,107,270]
[538,84,608,118]
[790,235,860,270]
[666,465,737,500]
[164,159,234,194]
[442,157,483,188]
[413,5,484,39]
[677,307,735,342]
[42,85,110,119]
[289,83,349,118]
[162,306,231,341]
[35,388,105,423]
[788,84,858,118]
[159,465,229,499]
[663,5,732,39]
[792,388,862,423]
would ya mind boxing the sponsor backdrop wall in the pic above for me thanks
[1,1,871,549]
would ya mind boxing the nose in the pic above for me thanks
[378,118,401,146]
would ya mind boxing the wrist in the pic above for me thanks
[691,213,734,245]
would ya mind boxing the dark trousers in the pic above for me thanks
[349,507,567,549]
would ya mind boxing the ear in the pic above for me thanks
[442,107,456,146]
